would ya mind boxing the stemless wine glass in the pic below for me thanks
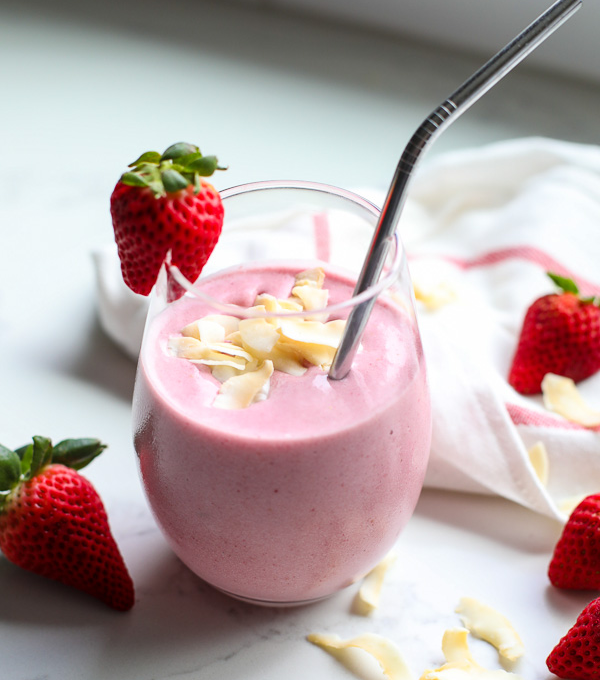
[133,180,431,606]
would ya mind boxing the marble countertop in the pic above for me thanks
[1,1,600,678]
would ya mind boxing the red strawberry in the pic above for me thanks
[508,272,600,395]
[110,142,226,297]
[549,494,600,590]
[0,436,134,611]
[547,596,600,680]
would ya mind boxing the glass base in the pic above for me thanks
[213,585,335,608]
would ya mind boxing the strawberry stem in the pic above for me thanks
[51,438,107,471]
[120,142,227,198]
[0,445,21,493]
[0,437,107,512]
[547,272,580,295]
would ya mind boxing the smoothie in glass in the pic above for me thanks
[132,182,431,605]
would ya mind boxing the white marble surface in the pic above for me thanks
[1,1,600,678]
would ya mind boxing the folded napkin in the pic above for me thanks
[94,137,600,522]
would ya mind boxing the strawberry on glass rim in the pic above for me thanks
[0,436,134,611]
[110,142,227,299]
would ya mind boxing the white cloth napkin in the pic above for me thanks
[94,137,600,522]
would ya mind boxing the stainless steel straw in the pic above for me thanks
[329,0,582,380]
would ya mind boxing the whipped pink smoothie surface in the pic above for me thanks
[134,263,431,604]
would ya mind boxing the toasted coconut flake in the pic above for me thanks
[168,336,204,359]
[307,632,414,680]
[198,319,227,343]
[211,358,260,384]
[169,269,347,406]
[169,337,250,368]
[182,314,240,339]
[252,342,308,376]
[254,293,303,313]
[201,342,253,361]
[278,337,336,370]
[213,360,274,410]
[355,551,397,615]
[210,365,240,383]
[527,442,549,486]
[413,281,457,310]
[291,284,329,312]
[182,318,227,344]
[455,598,524,661]
[558,493,587,517]
[420,628,524,680]
[239,317,281,354]
[279,318,345,348]
[278,319,345,369]
[441,628,477,665]
[180,320,202,340]
[191,351,247,370]
[295,267,325,288]
[541,373,600,427]
[226,330,244,347]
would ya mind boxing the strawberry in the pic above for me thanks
[547,596,600,680]
[0,436,134,611]
[549,494,600,590]
[508,272,600,395]
[110,142,226,297]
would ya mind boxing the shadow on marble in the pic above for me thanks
[101,544,334,678]
[414,487,563,553]
[543,581,596,614]
[56,314,137,404]
[72,316,138,400]
[0,555,130,626]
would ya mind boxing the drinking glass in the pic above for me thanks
[133,180,431,606]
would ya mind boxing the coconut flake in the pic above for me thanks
[291,284,329,312]
[182,314,240,340]
[201,342,253,360]
[169,337,250,369]
[278,318,345,369]
[559,493,588,516]
[239,317,281,354]
[541,373,600,427]
[213,360,274,410]
[256,342,308,376]
[198,319,226,343]
[279,318,345,347]
[413,280,457,310]
[168,336,205,359]
[307,632,414,680]
[455,597,524,661]
[254,293,303,314]
[169,269,348,406]
[211,358,260,384]
[355,551,397,615]
[420,628,524,680]
[295,267,325,288]
[527,442,549,486]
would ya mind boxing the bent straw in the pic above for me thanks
[329,0,582,380]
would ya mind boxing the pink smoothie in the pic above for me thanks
[133,263,431,604]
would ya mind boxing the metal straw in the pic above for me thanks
[329,0,582,380]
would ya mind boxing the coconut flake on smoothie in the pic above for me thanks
[167,267,348,409]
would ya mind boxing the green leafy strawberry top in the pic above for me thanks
[548,272,600,305]
[0,436,106,512]
[120,142,227,198]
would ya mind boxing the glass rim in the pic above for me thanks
[164,180,404,319]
